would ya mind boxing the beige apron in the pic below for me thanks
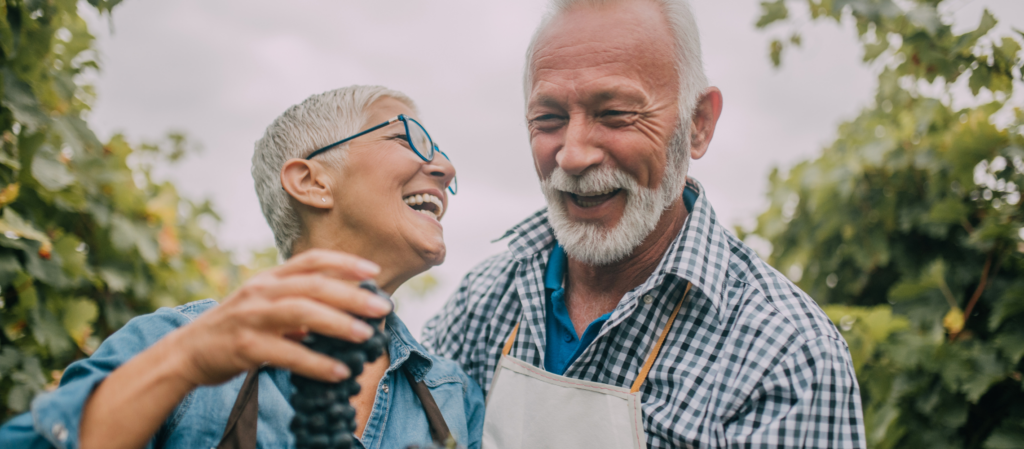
[482,283,691,449]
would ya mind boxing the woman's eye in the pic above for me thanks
[389,134,413,148]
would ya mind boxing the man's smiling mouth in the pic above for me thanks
[403,193,444,220]
[568,189,622,208]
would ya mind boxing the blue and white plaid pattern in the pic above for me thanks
[422,178,866,448]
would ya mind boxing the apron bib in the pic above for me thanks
[482,283,691,449]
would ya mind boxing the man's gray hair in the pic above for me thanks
[523,0,709,122]
[252,85,418,259]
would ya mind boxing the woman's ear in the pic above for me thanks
[281,158,334,209]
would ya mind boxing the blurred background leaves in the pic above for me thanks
[749,0,1024,447]
[0,0,273,421]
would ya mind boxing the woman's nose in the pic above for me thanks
[424,153,456,190]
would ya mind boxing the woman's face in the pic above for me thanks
[329,97,455,276]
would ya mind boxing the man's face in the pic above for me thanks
[527,0,686,265]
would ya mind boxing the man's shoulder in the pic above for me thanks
[455,251,520,301]
[718,231,844,348]
[464,250,518,282]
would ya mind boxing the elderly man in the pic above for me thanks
[421,0,865,448]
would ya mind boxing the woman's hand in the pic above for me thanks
[79,249,391,449]
[170,248,393,386]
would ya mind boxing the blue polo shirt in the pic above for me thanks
[544,187,699,375]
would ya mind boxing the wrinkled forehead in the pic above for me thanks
[529,1,679,99]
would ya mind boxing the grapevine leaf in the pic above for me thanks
[31,150,76,191]
[60,298,97,349]
[1,71,49,132]
[756,0,789,28]
[990,283,1024,331]
[907,5,941,36]
[770,39,784,67]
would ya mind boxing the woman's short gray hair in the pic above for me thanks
[523,0,708,122]
[251,85,418,259]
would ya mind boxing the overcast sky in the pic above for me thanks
[82,0,1024,336]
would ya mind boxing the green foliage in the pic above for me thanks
[0,1,260,420]
[752,1,1024,447]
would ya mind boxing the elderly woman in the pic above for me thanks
[0,86,484,449]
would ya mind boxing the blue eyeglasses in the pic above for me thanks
[305,114,457,195]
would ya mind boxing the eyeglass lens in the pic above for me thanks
[405,117,434,161]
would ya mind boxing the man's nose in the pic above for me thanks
[555,119,604,176]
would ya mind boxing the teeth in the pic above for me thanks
[574,188,617,198]
[403,193,445,220]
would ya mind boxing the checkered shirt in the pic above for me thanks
[422,178,866,448]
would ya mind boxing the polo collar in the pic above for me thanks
[500,177,730,317]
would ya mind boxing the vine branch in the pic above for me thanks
[950,252,994,342]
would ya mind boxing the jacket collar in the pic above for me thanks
[384,313,434,382]
[501,177,730,317]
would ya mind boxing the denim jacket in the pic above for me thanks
[0,299,485,449]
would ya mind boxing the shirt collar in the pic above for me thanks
[503,177,730,317]
[545,243,567,290]
[384,313,434,382]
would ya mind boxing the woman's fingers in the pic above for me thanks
[245,333,350,382]
[262,275,393,318]
[265,297,377,343]
[273,249,380,280]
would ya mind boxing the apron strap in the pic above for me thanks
[217,367,260,449]
[502,322,521,357]
[629,282,692,394]
[404,367,455,446]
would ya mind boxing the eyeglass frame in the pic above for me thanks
[304,114,457,195]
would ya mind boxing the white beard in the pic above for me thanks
[540,129,690,266]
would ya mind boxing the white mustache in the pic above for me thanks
[545,166,638,196]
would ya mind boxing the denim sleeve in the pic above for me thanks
[462,373,485,449]
[0,300,216,449]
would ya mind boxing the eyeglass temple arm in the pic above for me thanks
[304,115,403,160]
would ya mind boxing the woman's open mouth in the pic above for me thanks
[403,193,444,220]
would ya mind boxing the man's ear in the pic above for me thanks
[688,87,724,161]
[281,158,334,209]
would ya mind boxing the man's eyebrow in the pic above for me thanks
[527,95,564,110]
[589,88,646,105]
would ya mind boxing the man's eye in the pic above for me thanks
[600,110,636,126]
[601,110,634,117]
[530,115,566,130]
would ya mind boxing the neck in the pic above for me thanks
[565,197,688,314]
[291,230,414,296]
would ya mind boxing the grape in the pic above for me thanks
[404,439,461,449]
[289,280,391,449]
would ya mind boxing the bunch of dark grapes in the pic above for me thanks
[290,280,391,449]
[404,439,461,449]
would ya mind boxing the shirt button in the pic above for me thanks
[52,423,68,442]
[382,384,389,393]
[563,334,574,343]
[643,295,654,304]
